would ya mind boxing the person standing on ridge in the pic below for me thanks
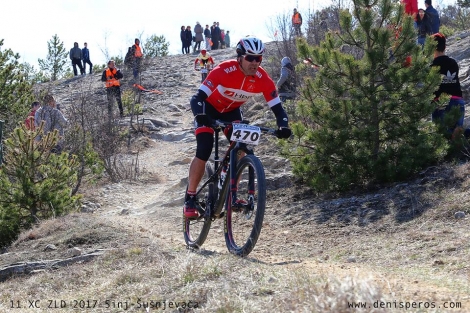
[204,24,212,51]
[101,60,124,118]
[82,42,93,74]
[194,22,204,53]
[131,38,143,79]
[425,0,440,33]
[225,30,231,48]
[292,8,303,37]
[69,42,85,76]
[184,26,193,54]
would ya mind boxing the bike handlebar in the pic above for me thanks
[212,119,277,136]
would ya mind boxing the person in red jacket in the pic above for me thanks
[25,101,40,130]
[183,37,292,219]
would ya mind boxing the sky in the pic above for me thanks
[1,0,457,69]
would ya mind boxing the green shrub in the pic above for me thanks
[0,123,80,249]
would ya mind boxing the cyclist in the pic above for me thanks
[183,36,292,219]
[194,49,215,70]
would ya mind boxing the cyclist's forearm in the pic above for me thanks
[271,102,289,128]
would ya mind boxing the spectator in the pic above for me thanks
[35,94,68,153]
[430,33,468,138]
[131,38,143,79]
[69,42,85,76]
[194,22,204,53]
[212,22,221,50]
[180,26,186,54]
[416,9,432,47]
[101,60,124,118]
[425,0,440,34]
[204,24,212,51]
[82,42,93,74]
[225,30,231,48]
[276,57,296,102]
[25,101,40,130]
[292,8,303,37]
[220,29,226,49]
[184,26,193,54]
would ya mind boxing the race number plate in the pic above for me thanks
[230,123,261,145]
[201,68,208,73]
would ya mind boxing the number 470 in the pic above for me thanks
[232,129,259,142]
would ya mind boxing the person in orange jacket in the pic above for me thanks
[292,8,303,37]
[101,60,124,117]
[131,38,143,80]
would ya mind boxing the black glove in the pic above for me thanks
[195,114,213,126]
[275,127,292,139]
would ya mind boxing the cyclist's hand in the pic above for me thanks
[275,127,292,139]
[195,114,213,126]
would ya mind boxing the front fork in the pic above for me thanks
[229,146,255,210]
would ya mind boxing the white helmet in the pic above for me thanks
[236,37,265,56]
[281,57,291,67]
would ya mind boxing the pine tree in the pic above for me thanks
[288,0,448,191]
[38,34,68,81]
[0,39,34,133]
[0,123,80,248]
[143,34,170,58]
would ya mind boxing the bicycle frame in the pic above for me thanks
[195,121,273,219]
[185,119,277,256]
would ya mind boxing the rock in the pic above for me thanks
[69,247,82,257]
[120,209,130,215]
[44,244,58,251]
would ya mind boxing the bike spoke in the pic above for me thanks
[225,155,266,257]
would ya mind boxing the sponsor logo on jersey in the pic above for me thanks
[205,80,214,88]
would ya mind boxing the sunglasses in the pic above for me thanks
[244,55,263,63]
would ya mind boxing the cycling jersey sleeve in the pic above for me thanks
[190,89,209,116]
[270,102,289,128]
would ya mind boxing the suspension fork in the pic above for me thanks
[229,143,254,205]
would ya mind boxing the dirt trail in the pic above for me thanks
[87,120,470,311]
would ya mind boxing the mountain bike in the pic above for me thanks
[183,120,277,257]
[195,63,212,83]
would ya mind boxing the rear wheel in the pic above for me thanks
[183,163,214,249]
[224,155,266,257]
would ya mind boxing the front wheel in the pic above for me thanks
[183,162,214,249]
[224,155,266,257]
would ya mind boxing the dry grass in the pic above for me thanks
[1,192,469,313]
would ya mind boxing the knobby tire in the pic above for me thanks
[183,163,214,249]
[224,154,266,257]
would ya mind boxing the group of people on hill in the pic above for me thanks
[406,0,469,137]
[69,42,93,76]
[25,94,68,153]
[413,0,440,46]
[181,22,230,54]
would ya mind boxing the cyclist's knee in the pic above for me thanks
[195,131,214,161]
